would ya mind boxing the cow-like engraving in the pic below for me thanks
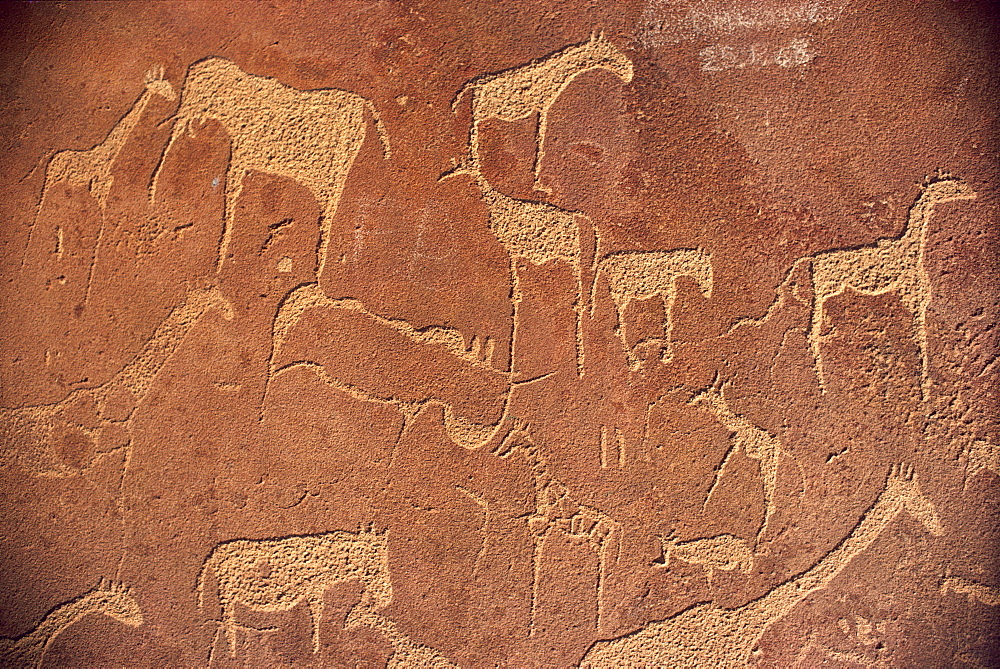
[805,178,976,397]
[0,580,142,669]
[494,426,620,634]
[149,57,391,274]
[452,32,633,192]
[196,529,392,657]
[0,286,233,477]
[598,249,714,369]
[689,380,799,543]
[583,464,942,666]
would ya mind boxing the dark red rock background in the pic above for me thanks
[0,1,997,666]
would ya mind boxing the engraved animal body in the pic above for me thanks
[689,382,796,543]
[661,534,754,584]
[197,529,392,657]
[805,178,976,397]
[345,607,458,668]
[495,427,620,634]
[453,32,633,191]
[583,464,942,667]
[599,249,714,369]
[941,575,1000,607]
[0,580,142,669]
[476,179,589,375]
[23,67,176,268]
[150,57,391,274]
[0,286,233,476]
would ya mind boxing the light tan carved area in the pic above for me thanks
[0,580,142,669]
[149,57,390,275]
[2,10,996,666]
[494,425,621,636]
[599,249,714,370]
[0,286,232,477]
[452,32,633,193]
[23,67,176,272]
[689,378,800,544]
[804,178,977,397]
[583,464,943,667]
[198,529,392,659]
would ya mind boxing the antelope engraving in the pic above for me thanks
[689,379,798,543]
[584,464,943,666]
[805,177,976,397]
[452,32,633,192]
[149,57,391,274]
[197,529,392,657]
[0,580,142,669]
[598,249,714,369]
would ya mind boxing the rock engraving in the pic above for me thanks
[0,580,142,669]
[197,528,392,657]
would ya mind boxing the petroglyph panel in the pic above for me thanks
[1,1,996,666]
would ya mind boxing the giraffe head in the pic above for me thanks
[92,580,144,627]
[886,463,944,536]
[143,66,177,101]
[918,177,976,208]
[577,31,634,85]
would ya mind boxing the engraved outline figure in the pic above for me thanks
[451,31,633,192]
[584,464,943,666]
[196,528,393,658]
[0,580,142,669]
[598,248,714,370]
[23,67,177,276]
[149,57,391,275]
[803,177,976,397]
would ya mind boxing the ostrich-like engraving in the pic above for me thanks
[23,67,176,287]
[0,286,233,477]
[0,580,142,669]
[494,426,620,634]
[197,529,392,657]
[452,32,633,192]
[660,533,754,585]
[583,464,942,666]
[149,57,391,274]
[689,380,797,543]
[345,607,458,668]
[805,178,976,397]
[599,249,714,369]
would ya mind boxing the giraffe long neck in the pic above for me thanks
[1,592,109,665]
[739,482,904,632]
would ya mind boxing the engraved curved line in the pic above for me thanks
[583,463,942,666]
[0,580,142,669]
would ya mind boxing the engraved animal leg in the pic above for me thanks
[307,592,325,654]
[532,110,551,194]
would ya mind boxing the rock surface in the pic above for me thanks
[0,1,997,666]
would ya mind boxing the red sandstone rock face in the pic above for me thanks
[0,1,997,666]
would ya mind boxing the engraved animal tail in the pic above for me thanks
[365,99,392,160]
